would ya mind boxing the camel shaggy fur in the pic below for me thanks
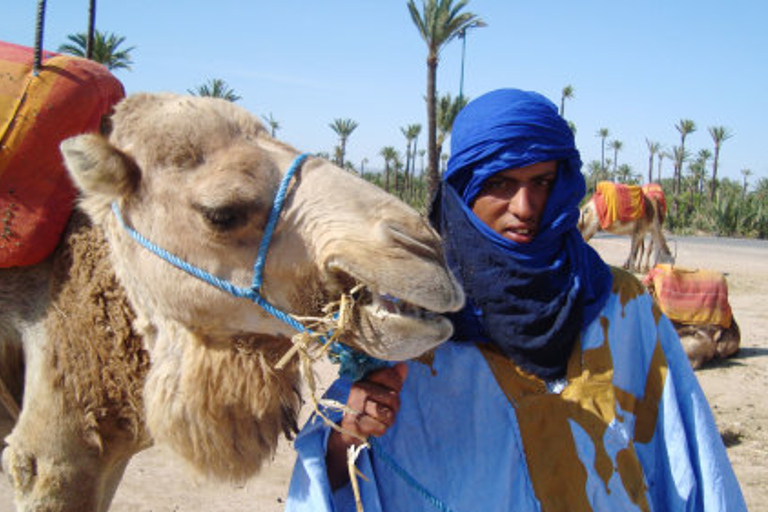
[0,93,464,512]
[578,186,674,272]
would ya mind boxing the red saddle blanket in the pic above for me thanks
[0,41,124,267]
[642,183,667,219]
[644,263,733,328]
[592,181,645,229]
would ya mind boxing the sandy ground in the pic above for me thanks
[1,234,766,511]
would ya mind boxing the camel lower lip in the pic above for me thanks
[373,293,439,320]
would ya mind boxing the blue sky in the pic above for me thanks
[4,1,766,185]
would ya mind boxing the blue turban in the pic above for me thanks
[430,88,612,379]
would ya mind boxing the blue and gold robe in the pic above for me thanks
[287,269,746,512]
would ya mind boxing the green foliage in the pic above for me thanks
[57,30,135,71]
[665,176,768,239]
[329,118,359,168]
[188,78,241,102]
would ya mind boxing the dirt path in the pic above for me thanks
[591,234,768,512]
[2,235,766,511]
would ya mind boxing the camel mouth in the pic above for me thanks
[323,265,455,360]
[326,260,450,320]
[368,293,442,322]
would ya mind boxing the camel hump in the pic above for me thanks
[642,183,667,219]
[0,41,124,268]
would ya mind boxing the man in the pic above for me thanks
[287,88,746,511]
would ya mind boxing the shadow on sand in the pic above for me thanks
[695,346,768,372]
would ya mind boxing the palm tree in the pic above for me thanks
[708,126,733,200]
[585,160,604,192]
[85,0,96,60]
[262,113,281,137]
[657,149,668,183]
[58,29,135,71]
[645,139,660,184]
[671,145,689,192]
[560,84,574,116]
[609,139,623,174]
[380,146,399,193]
[616,163,636,184]
[435,92,468,171]
[188,78,241,102]
[401,124,422,199]
[596,128,610,173]
[698,149,712,194]
[674,119,696,194]
[741,168,752,196]
[329,118,358,169]
[408,0,485,196]
[688,150,711,195]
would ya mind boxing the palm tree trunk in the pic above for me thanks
[657,156,662,183]
[426,55,439,196]
[647,154,653,184]
[404,140,412,200]
[600,139,606,173]
[710,145,720,200]
[86,0,97,60]
[34,0,47,76]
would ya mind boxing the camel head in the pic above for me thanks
[59,93,464,480]
[578,198,600,241]
[60,92,464,362]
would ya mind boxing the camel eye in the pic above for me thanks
[197,205,249,231]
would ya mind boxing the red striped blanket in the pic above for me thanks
[644,264,733,328]
[0,41,124,267]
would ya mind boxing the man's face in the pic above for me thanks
[470,161,557,244]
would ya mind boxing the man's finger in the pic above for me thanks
[366,363,408,393]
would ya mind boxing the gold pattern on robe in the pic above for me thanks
[478,269,668,512]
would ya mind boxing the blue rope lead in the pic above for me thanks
[369,438,458,512]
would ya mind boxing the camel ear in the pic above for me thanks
[60,133,139,199]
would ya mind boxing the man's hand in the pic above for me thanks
[326,363,408,489]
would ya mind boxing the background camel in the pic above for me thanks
[0,93,464,512]
[578,181,674,272]
[644,263,740,368]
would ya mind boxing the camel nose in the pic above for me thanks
[376,218,441,261]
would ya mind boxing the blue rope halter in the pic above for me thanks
[111,152,387,378]
[111,153,310,333]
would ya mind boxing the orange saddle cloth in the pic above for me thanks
[592,181,645,229]
[0,41,124,268]
[645,263,733,328]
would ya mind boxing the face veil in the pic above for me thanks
[430,88,613,379]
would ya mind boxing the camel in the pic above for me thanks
[578,181,674,272]
[644,264,740,368]
[0,93,464,512]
